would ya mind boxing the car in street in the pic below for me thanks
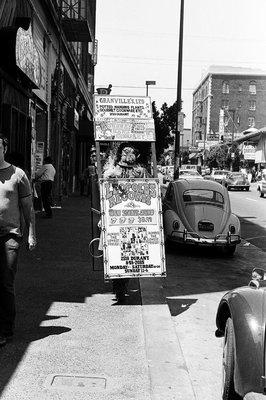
[257,171,266,197]
[222,171,250,191]
[179,169,203,180]
[207,169,230,184]
[215,267,266,400]
[163,179,241,255]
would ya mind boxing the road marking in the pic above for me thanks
[245,197,257,201]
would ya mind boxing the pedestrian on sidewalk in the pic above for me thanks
[0,133,37,347]
[34,156,56,218]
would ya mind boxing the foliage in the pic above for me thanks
[205,142,242,171]
[152,101,174,160]
[205,144,230,169]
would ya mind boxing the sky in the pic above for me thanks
[95,0,266,128]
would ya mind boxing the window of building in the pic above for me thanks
[237,100,242,108]
[222,81,229,94]
[249,81,256,95]
[249,100,256,110]
[238,84,242,92]
[221,99,229,110]
[224,116,229,126]
[248,117,255,127]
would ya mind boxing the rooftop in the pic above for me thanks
[208,65,266,76]
[193,65,266,94]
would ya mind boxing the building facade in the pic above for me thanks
[192,66,266,151]
[0,0,97,201]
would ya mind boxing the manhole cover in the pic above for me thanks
[44,374,107,392]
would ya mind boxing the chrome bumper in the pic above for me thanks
[169,229,241,246]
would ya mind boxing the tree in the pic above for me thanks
[205,144,231,170]
[205,142,242,171]
[152,101,174,160]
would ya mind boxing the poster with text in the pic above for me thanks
[95,118,155,141]
[100,178,166,279]
[94,95,152,119]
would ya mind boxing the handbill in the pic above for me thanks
[94,95,152,119]
[95,118,155,141]
[100,178,166,279]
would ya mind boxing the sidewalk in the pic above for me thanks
[0,195,194,400]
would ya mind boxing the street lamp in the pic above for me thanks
[145,80,156,96]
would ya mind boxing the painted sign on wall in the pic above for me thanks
[16,25,41,87]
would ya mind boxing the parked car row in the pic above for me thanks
[159,167,266,399]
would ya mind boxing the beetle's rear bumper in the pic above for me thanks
[244,393,266,399]
[169,230,241,246]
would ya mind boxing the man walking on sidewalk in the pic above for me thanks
[0,133,36,347]
[35,156,56,218]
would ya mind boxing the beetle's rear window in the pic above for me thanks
[183,189,224,206]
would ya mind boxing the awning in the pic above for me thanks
[234,129,261,145]
[0,0,32,30]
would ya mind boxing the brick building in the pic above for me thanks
[192,66,266,150]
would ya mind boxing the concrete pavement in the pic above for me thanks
[0,194,194,400]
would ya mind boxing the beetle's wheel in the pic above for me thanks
[89,238,103,258]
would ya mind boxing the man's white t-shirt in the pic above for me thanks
[36,163,56,181]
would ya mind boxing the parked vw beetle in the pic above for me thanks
[162,179,241,255]
[216,268,266,400]
[222,172,250,191]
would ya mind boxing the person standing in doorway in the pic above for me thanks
[35,156,56,218]
[0,133,36,347]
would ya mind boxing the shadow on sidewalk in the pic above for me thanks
[0,195,112,396]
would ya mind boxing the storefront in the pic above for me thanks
[0,0,41,176]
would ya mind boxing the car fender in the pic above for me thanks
[163,208,185,238]
[227,213,241,235]
[216,288,266,396]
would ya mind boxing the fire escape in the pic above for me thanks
[60,0,92,42]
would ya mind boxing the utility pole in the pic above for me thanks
[173,0,184,180]
[54,0,63,206]
[229,109,236,171]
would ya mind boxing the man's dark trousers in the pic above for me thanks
[0,235,21,336]
[41,180,53,217]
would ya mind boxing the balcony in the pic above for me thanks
[60,0,92,42]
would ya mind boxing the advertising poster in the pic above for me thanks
[100,178,166,279]
[94,95,152,119]
[243,144,256,160]
[35,141,45,171]
[95,118,155,141]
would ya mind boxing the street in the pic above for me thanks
[0,183,266,400]
[163,181,266,400]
